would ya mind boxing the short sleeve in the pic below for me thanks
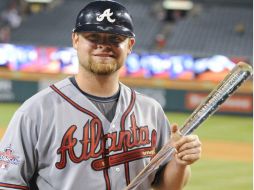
[156,105,171,151]
[152,105,172,186]
[0,110,38,190]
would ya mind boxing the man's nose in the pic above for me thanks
[96,37,114,49]
[97,36,111,45]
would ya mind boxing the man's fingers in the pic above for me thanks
[174,135,200,150]
[170,123,182,142]
[177,147,202,158]
[178,153,201,162]
[175,150,201,165]
[171,123,178,133]
[178,140,201,152]
[171,128,202,166]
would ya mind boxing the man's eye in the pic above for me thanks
[109,37,125,44]
[84,34,99,42]
[86,36,98,42]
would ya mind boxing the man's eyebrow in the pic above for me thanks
[86,33,98,36]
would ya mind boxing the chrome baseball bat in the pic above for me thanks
[125,62,252,190]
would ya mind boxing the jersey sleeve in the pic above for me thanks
[152,104,172,186]
[0,110,38,190]
[156,105,171,150]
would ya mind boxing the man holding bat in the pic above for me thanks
[0,1,201,189]
[151,123,201,189]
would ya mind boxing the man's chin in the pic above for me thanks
[90,65,118,75]
[93,57,115,63]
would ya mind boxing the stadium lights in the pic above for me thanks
[24,0,53,3]
[163,0,194,10]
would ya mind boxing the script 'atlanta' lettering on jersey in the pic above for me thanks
[96,8,116,23]
[55,113,157,170]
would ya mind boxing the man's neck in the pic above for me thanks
[75,68,120,97]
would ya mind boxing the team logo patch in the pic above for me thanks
[96,9,116,23]
[0,145,20,169]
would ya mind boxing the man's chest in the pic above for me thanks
[39,111,158,169]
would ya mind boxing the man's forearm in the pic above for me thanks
[153,159,191,190]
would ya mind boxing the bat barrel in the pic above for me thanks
[180,62,252,136]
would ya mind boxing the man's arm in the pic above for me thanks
[0,110,37,190]
[153,124,201,190]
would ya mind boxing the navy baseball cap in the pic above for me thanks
[73,0,135,37]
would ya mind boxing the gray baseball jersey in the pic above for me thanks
[0,78,171,190]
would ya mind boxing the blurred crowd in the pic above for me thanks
[0,0,25,43]
[0,0,57,43]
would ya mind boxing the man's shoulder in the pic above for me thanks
[135,90,162,108]
[19,78,72,112]
[120,83,163,109]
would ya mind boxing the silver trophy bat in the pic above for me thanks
[125,62,253,190]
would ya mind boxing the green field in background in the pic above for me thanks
[166,112,252,143]
[0,103,252,190]
[167,112,253,190]
[184,160,252,190]
[0,103,21,127]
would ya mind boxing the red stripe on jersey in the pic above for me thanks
[120,89,136,185]
[103,169,111,190]
[101,129,111,190]
[50,84,112,189]
[0,182,29,190]
[50,84,98,118]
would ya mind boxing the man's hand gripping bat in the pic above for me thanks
[125,62,253,190]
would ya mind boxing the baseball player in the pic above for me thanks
[0,1,201,190]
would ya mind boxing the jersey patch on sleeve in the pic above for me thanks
[0,145,20,169]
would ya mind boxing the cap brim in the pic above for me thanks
[73,24,135,37]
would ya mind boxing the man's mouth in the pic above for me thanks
[93,53,115,58]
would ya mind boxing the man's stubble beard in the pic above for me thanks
[82,58,123,75]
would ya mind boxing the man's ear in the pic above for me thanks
[128,38,135,54]
[72,32,79,49]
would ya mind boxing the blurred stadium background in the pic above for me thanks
[0,0,252,189]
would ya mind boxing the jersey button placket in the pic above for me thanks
[109,123,117,133]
